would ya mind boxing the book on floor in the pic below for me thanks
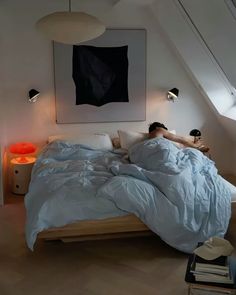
[193,258,230,276]
[191,254,228,270]
[189,247,234,285]
[194,266,229,276]
[194,273,234,284]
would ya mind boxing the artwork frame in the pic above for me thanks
[54,29,146,123]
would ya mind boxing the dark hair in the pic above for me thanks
[149,122,168,133]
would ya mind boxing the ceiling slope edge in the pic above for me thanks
[149,0,236,141]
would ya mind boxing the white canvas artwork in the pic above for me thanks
[54,29,146,123]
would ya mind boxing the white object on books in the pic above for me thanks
[194,237,234,260]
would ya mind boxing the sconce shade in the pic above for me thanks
[189,129,201,137]
[167,87,179,102]
[36,12,105,44]
[10,142,37,164]
[29,89,40,102]
[168,88,179,98]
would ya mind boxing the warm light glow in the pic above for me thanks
[9,142,36,155]
[11,157,36,164]
[9,142,37,164]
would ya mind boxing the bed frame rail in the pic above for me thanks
[37,214,152,243]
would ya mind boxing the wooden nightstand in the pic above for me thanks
[10,157,36,195]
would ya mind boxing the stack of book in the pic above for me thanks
[190,254,234,285]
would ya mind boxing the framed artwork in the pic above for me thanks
[54,29,146,123]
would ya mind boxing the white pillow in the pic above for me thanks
[118,129,177,150]
[118,130,148,150]
[48,133,113,151]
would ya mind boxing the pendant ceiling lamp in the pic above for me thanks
[36,0,105,45]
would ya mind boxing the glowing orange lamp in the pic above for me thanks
[9,142,37,164]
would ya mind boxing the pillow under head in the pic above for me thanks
[118,130,148,150]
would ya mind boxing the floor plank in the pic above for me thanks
[0,197,236,295]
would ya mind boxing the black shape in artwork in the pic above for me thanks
[72,45,129,107]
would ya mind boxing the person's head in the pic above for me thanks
[148,122,168,133]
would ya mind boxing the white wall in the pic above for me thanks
[0,0,234,175]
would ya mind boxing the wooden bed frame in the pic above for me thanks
[37,202,236,244]
[37,214,152,243]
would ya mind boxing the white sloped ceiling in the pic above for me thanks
[150,0,236,141]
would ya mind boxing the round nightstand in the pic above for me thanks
[10,157,36,195]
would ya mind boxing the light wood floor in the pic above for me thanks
[1,195,236,295]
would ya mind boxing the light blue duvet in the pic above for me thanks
[25,141,128,250]
[25,138,231,252]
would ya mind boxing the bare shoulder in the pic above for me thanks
[149,128,165,139]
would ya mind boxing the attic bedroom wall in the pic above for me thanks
[0,0,234,175]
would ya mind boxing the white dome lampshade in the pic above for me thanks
[36,11,105,45]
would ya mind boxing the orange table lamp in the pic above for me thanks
[9,142,37,163]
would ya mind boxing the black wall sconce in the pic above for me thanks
[189,129,201,143]
[167,88,179,102]
[28,89,40,103]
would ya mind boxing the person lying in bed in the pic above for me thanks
[148,122,210,153]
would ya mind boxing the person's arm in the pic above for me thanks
[162,130,209,153]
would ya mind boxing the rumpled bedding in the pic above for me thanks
[98,137,231,252]
[25,141,128,250]
[25,138,231,252]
